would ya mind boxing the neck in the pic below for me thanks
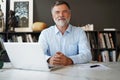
[57,24,68,35]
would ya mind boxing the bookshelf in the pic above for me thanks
[0,30,120,62]
[86,31,120,62]
[0,32,40,42]
[86,30,120,62]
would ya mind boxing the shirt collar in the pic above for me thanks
[54,24,72,34]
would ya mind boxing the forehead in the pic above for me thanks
[52,4,70,11]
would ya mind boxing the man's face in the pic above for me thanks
[51,4,71,27]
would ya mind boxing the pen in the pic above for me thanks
[90,65,100,68]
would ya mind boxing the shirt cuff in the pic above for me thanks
[45,55,51,61]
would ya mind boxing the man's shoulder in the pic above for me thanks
[70,25,84,32]
[41,25,55,32]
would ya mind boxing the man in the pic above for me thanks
[38,0,92,66]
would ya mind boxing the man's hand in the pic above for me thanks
[48,52,73,66]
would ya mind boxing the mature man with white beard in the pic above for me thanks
[38,0,92,66]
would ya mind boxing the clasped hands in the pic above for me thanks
[48,52,73,66]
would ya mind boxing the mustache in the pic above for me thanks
[57,17,66,20]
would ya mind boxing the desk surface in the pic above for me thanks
[0,62,120,80]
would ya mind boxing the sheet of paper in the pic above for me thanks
[78,63,110,70]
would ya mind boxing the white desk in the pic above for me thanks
[0,62,120,80]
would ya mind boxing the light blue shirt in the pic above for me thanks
[38,24,92,64]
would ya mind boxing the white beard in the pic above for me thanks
[54,18,70,27]
[55,20,66,27]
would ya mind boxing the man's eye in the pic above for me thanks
[55,11,60,14]
[63,10,70,14]
[54,10,70,14]
[63,10,68,13]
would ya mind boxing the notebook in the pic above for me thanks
[3,42,63,71]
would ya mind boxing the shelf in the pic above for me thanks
[86,30,119,62]
[0,30,120,62]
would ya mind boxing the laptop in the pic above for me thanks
[3,42,63,71]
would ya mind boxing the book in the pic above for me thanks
[25,34,30,42]
[117,53,120,62]
[11,35,17,42]
[90,33,97,48]
[17,36,23,42]
[104,28,116,31]
[103,33,111,48]
[80,24,94,31]
[28,34,33,42]
[108,33,114,48]
[99,33,106,48]
[109,50,116,62]
[101,50,109,62]
[25,34,33,42]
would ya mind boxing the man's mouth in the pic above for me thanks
[58,18,65,21]
[57,17,65,20]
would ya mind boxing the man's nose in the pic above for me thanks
[59,12,64,17]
